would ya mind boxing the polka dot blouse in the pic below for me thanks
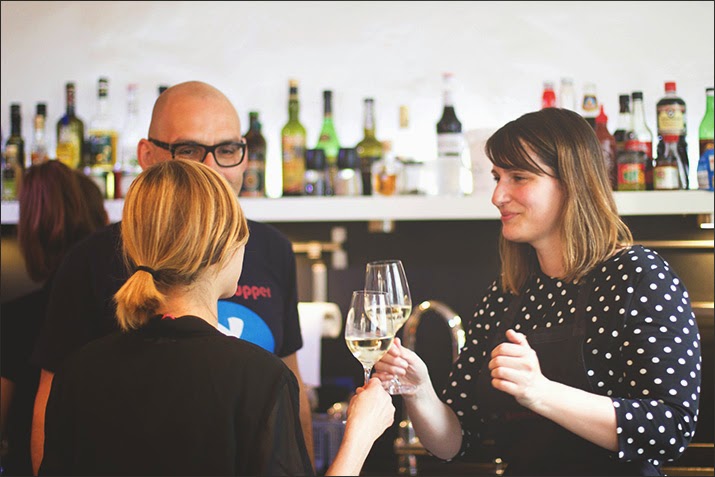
[442,245,702,467]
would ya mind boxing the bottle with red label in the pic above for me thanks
[541,81,557,109]
[654,134,685,190]
[656,81,689,188]
[594,105,617,190]
[622,91,653,189]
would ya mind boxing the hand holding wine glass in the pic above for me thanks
[365,259,416,395]
[344,290,394,387]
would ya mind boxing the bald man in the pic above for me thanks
[30,82,313,474]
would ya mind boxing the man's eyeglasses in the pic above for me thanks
[148,138,246,168]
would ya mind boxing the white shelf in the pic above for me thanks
[1,191,713,225]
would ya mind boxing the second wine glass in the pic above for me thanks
[365,259,416,395]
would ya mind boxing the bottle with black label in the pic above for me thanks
[241,111,266,197]
[436,72,468,196]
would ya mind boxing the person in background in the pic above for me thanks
[1,161,107,476]
[30,81,314,474]
[39,159,394,476]
[374,108,701,475]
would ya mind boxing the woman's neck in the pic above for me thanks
[156,282,220,328]
[534,240,566,279]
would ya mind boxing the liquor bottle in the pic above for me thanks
[6,103,25,171]
[541,81,557,109]
[581,82,599,129]
[613,94,631,155]
[30,103,50,165]
[436,72,468,196]
[116,83,142,199]
[1,144,21,200]
[241,111,267,197]
[315,90,340,196]
[87,77,119,198]
[372,140,402,196]
[56,82,85,169]
[594,105,617,190]
[624,91,654,189]
[558,77,577,111]
[699,87,714,159]
[394,105,422,195]
[355,98,382,195]
[654,134,685,190]
[304,148,327,196]
[334,147,362,196]
[281,79,306,196]
[656,81,688,189]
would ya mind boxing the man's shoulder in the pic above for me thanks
[246,219,293,253]
[64,221,122,262]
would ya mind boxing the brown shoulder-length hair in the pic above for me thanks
[485,108,633,294]
[18,161,102,282]
[114,160,249,331]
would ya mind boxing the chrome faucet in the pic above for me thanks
[394,300,466,476]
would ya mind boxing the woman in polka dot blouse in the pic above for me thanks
[374,108,701,475]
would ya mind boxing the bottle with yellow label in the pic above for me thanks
[281,79,306,196]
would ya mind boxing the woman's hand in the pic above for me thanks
[373,337,431,396]
[488,329,549,410]
[345,378,395,442]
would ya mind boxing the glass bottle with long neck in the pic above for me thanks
[625,91,654,189]
[88,77,118,173]
[699,87,714,159]
[30,102,49,165]
[56,82,85,169]
[316,90,340,196]
[116,83,142,199]
[6,103,25,171]
[656,81,688,189]
[355,98,382,195]
[613,94,631,155]
[241,111,267,197]
[436,72,468,196]
[281,79,306,196]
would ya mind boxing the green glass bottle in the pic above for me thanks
[315,90,340,195]
[355,98,382,195]
[699,87,714,159]
[281,79,306,196]
[6,103,25,171]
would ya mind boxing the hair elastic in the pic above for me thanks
[135,265,157,278]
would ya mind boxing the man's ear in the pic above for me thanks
[137,138,154,170]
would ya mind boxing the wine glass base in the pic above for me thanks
[383,381,417,396]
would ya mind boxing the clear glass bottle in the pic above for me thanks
[281,79,306,196]
[315,90,340,196]
[56,82,85,170]
[558,77,577,111]
[581,82,599,129]
[624,91,654,189]
[242,111,267,197]
[372,140,402,196]
[654,134,685,190]
[355,98,382,196]
[394,105,422,195]
[30,102,49,165]
[88,77,118,173]
[116,83,142,199]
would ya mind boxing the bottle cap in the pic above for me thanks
[36,102,47,117]
[665,81,676,93]
[632,91,643,100]
[595,105,608,124]
[337,148,360,170]
[305,148,326,170]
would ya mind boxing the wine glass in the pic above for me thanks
[365,259,416,395]
[344,290,394,387]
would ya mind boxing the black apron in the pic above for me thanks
[472,276,660,476]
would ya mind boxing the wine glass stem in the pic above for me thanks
[363,366,372,387]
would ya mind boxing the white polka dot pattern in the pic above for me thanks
[441,246,701,467]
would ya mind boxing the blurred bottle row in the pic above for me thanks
[541,79,714,191]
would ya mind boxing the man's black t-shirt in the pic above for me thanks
[32,219,302,372]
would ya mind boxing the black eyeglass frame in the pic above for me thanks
[148,138,247,168]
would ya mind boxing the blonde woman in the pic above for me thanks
[39,160,393,476]
[375,108,701,475]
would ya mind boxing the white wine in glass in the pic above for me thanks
[344,290,394,387]
[365,259,416,395]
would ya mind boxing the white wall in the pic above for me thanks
[2,1,714,196]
